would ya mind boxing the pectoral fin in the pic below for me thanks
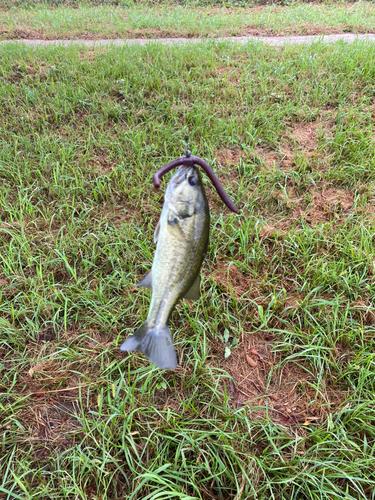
[167,215,186,241]
[183,274,200,301]
[137,270,152,290]
[154,219,161,244]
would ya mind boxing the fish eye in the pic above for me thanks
[188,176,198,186]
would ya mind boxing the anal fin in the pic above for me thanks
[137,270,152,290]
[183,274,200,301]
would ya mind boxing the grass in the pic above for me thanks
[1,38,375,499]
[1,2,375,39]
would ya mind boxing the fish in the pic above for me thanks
[120,164,210,369]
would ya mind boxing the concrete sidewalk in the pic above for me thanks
[2,33,375,47]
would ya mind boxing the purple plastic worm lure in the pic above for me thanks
[119,148,238,369]
[152,151,238,214]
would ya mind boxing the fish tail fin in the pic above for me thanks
[120,323,177,370]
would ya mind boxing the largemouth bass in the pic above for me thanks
[120,165,210,369]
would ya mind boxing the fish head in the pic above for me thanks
[165,165,207,217]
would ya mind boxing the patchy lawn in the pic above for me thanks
[1,39,375,499]
[1,2,375,40]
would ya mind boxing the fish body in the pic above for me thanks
[120,165,210,369]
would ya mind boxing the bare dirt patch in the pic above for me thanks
[6,328,115,453]
[245,25,367,37]
[90,148,116,174]
[7,354,85,452]
[271,184,354,225]
[258,222,291,238]
[351,300,375,325]
[7,61,47,83]
[213,261,260,300]
[291,120,321,154]
[2,27,176,41]
[10,28,45,39]
[125,28,182,39]
[303,186,354,224]
[24,399,81,452]
[216,147,242,169]
[252,114,354,228]
[252,183,354,234]
[256,114,335,171]
[38,325,58,342]
[211,332,348,427]
[254,147,282,170]
[214,66,242,86]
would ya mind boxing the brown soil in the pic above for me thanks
[303,186,354,223]
[244,25,367,37]
[2,26,374,41]
[271,184,354,225]
[253,184,354,235]
[209,113,355,229]
[20,399,81,457]
[213,261,259,300]
[7,61,49,83]
[214,66,242,86]
[290,120,322,155]
[256,113,334,172]
[351,299,375,325]
[252,111,356,228]
[9,28,45,39]
[210,331,348,427]
[216,147,242,169]
[8,326,119,453]
[90,148,116,174]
